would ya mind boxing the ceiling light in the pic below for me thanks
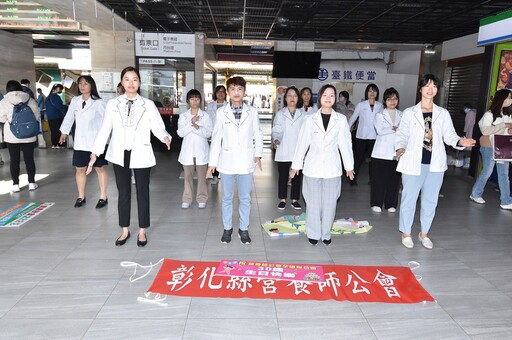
[424,44,436,54]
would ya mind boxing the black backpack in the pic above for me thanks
[10,100,39,139]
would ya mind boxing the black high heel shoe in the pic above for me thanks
[137,233,148,247]
[115,231,130,246]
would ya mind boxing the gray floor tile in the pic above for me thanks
[1,148,511,339]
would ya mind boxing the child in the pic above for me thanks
[177,89,212,209]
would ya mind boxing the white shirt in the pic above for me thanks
[271,107,306,162]
[60,95,106,151]
[177,108,212,165]
[91,94,171,168]
[348,100,384,139]
[292,109,354,178]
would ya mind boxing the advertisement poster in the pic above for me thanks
[496,49,512,90]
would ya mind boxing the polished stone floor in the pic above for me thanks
[0,147,511,340]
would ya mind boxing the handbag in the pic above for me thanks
[493,135,512,161]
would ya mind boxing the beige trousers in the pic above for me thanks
[183,161,208,204]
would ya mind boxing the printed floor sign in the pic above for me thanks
[147,259,435,303]
[0,202,54,227]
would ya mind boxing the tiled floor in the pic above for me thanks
[0,147,511,339]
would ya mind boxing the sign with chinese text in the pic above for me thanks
[147,259,435,303]
[216,260,325,282]
[135,32,195,58]
[318,60,386,83]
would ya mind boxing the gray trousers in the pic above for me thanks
[302,175,341,241]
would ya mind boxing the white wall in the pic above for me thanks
[441,33,484,61]
[0,31,36,94]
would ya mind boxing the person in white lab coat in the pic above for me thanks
[348,83,383,185]
[177,89,212,209]
[395,74,475,250]
[300,87,317,114]
[87,66,172,247]
[207,76,263,245]
[291,84,355,246]
[59,75,108,209]
[370,87,403,213]
[271,86,306,210]
[206,85,227,184]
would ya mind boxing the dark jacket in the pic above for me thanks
[45,93,65,120]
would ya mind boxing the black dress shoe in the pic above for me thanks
[74,197,86,208]
[115,231,130,246]
[96,198,108,209]
[308,238,318,246]
[137,233,148,247]
[322,239,332,246]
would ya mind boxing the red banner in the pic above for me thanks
[147,259,434,303]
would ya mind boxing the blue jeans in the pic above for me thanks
[220,173,253,231]
[399,164,444,235]
[471,146,512,205]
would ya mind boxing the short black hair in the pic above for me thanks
[20,79,30,85]
[364,83,379,100]
[6,80,22,93]
[186,89,202,102]
[283,86,302,108]
[317,84,337,107]
[418,74,441,89]
[383,87,399,108]
[212,85,226,101]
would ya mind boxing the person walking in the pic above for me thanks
[0,80,40,192]
[469,89,512,209]
[59,75,108,209]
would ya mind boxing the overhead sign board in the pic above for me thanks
[135,32,195,58]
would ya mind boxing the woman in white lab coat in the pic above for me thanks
[87,66,171,247]
[348,84,383,185]
[291,84,354,246]
[370,87,402,213]
[271,86,306,210]
[395,74,475,250]
[59,75,108,209]
[206,85,227,184]
[177,89,212,209]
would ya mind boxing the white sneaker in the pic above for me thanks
[28,183,38,191]
[500,203,512,210]
[198,202,206,209]
[12,184,20,193]
[181,202,190,209]
[371,206,382,212]
[418,233,433,249]
[387,207,396,213]
[401,236,414,249]
[469,195,485,204]
[211,176,218,185]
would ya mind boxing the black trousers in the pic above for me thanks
[6,142,36,185]
[370,157,400,209]
[353,138,375,181]
[113,150,152,228]
[277,161,301,200]
[48,118,63,147]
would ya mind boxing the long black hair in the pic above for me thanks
[489,89,512,122]
[77,75,101,100]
